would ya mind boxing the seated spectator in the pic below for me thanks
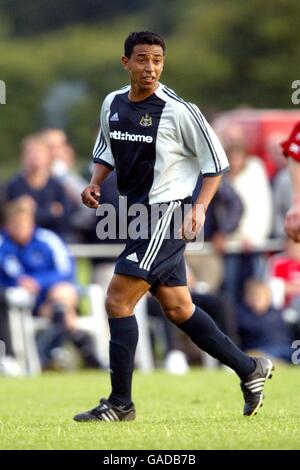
[204,175,244,249]
[272,167,292,239]
[0,198,100,369]
[189,175,239,294]
[236,279,292,363]
[266,239,300,338]
[41,129,95,241]
[221,144,273,304]
[5,135,73,238]
[267,239,300,309]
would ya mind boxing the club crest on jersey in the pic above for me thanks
[139,113,152,127]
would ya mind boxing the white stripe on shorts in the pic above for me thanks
[140,201,180,271]
[139,202,174,270]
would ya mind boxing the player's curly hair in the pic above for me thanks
[124,31,165,58]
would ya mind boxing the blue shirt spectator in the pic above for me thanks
[0,226,74,291]
[0,197,101,370]
[236,279,292,363]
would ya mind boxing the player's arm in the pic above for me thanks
[285,158,300,242]
[195,174,222,213]
[81,163,112,209]
[181,175,222,240]
[82,97,115,209]
[179,103,228,239]
[194,173,223,234]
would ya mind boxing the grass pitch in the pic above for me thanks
[0,366,299,450]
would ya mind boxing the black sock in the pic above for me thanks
[108,315,139,407]
[178,305,255,379]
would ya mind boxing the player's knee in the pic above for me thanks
[105,294,133,318]
[163,303,193,324]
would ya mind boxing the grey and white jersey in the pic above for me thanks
[93,83,229,205]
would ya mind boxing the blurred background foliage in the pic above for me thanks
[0,0,299,174]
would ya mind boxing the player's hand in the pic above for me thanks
[179,204,206,241]
[285,202,300,243]
[81,184,101,209]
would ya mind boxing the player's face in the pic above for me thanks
[122,44,164,92]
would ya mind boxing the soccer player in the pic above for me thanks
[75,31,274,422]
[281,122,300,242]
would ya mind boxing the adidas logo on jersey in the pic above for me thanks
[109,130,153,143]
[110,113,119,121]
[126,253,139,263]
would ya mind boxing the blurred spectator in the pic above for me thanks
[190,175,238,292]
[214,122,246,150]
[267,239,300,313]
[272,167,292,239]
[226,144,273,246]
[5,135,73,238]
[41,129,96,241]
[0,198,100,369]
[236,279,292,363]
[204,176,244,248]
[40,128,67,158]
[265,133,288,181]
[221,144,273,303]
[51,142,88,208]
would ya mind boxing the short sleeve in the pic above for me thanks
[92,97,115,170]
[179,103,229,175]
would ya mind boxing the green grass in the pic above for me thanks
[0,367,299,450]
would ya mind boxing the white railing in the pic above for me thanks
[68,239,284,258]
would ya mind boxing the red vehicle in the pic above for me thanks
[212,109,300,178]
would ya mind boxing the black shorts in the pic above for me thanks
[115,197,191,293]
